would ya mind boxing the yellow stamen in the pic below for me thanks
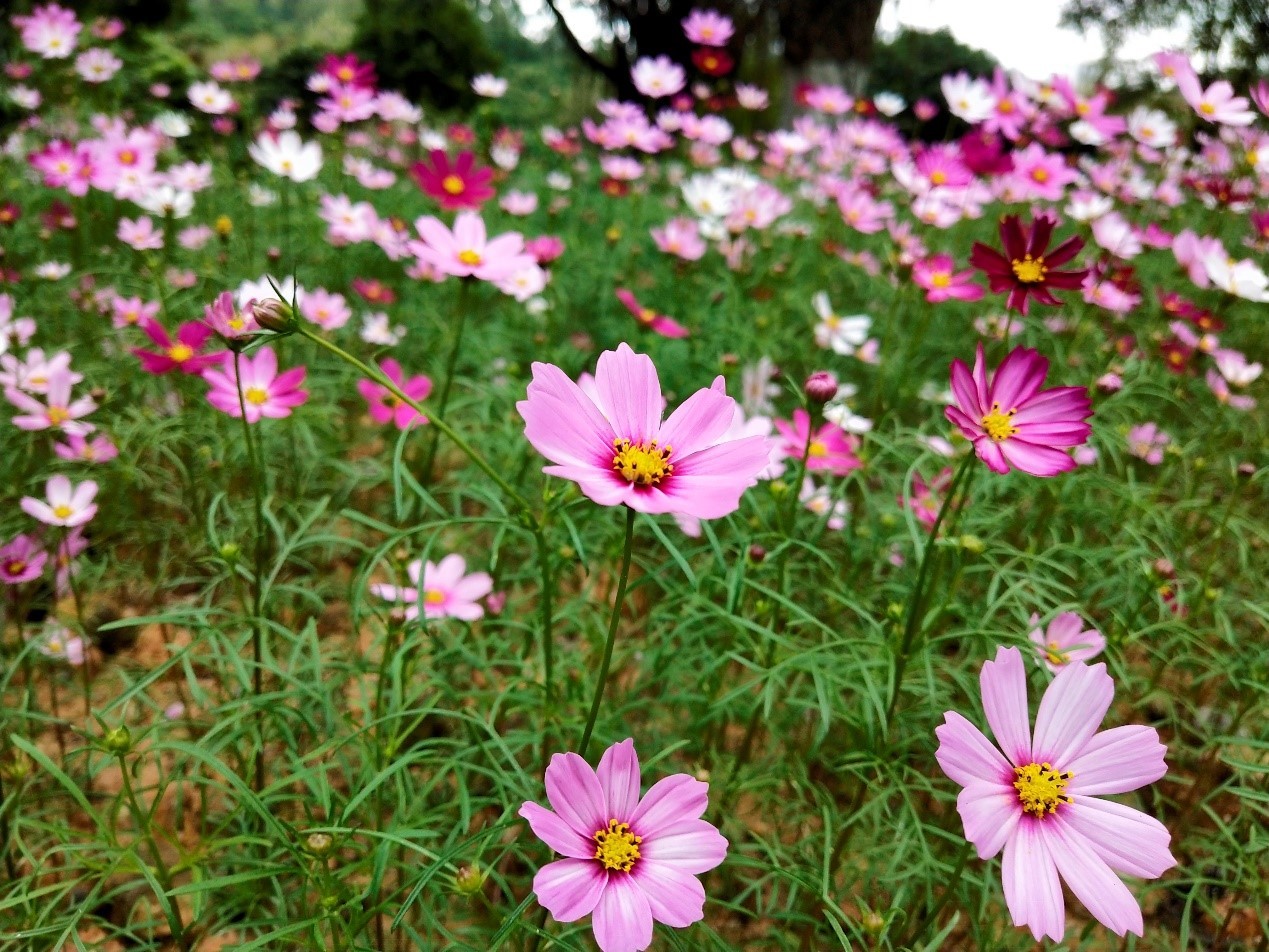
[424,589,445,605]
[1010,254,1047,284]
[638,307,657,324]
[1013,762,1072,818]
[1045,641,1069,666]
[168,344,194,363]
[1199,102,1215,116]
[1031,168,1049,183]
[3,560,26,577]
[931,272,951,288]
[980,402,1018,443]
[441,174,466,195]
[807,440,828,457]
[457,249,482,266]
[612,437,673,487]
[592,819,642,872]
[930,170,947,185]
[244,387,269,405]
[53,505,73,520]
[46,406,70,425]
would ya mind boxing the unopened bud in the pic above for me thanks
[305,832,334,855]
[861,909,886,934]
[1,751,32,781]
[958,534,986,553]
[804,370,839,405]
[219,542,240,562]
[747,544,766,563]
[102,724,132,756]
[249,297,294,332]
[454,863,486,895]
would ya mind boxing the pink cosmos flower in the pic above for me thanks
[370,553,492,621]
[53,526,87,596]
[6,367,96,434]
[132,319,219,375]
[117,215,163,251]
[21,475,98,527]
[1176,71,1255,125]
[0,534,47,585]
[945,344,1093,477]
[13,3,82,59]
[409,211,533,282]
[111,295,160,329]
[913,254,985,303]
[519,738,728,952]
[517,343,774,519]
[202,290,259,341]
[356,359,432,430]
[651,217,706,261]
[773,409,862,476]
[681,9,734,46]
[1205,369,1256,411]
[54,433,118,464]
[202,347,308,423]
[899,467,953,530]
[299,287,352,331]
[935,647,1175,941]
[615,289,689,339]
[1126,423,1169,465]
[1029,612,1106,672]
[631,56,685,99]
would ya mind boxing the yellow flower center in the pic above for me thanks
[611,437,673,487]
[931,272,951,288]
[638,307,657,324]
[53,505,73,520]
[807,440,828,457]
[1045,641,1069,666]
[930,170,947,185]
[1013,762,1073,819]
[424,589,445,605]
[46,406,70,425]
[999,99,1015,113]
[980,402,1018,442]
[4,560,26,577]
[245,387,269,405]
[1199,102,1215,115]
[1010,254,1047,283]
[168,343,194,363]
[592,819,642,873]
[457,249,482,266]
[1031,168,1049,183]
[119,149,135,165]
[441,174,466,195]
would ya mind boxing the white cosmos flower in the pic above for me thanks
[248,131,323,183]
[1201,252,1269,301]
[812,292,871,355]
[941,71,996,124]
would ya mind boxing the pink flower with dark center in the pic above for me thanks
[409,211,533,282]
[371,553,492,621]
[615,289,689,339]
[517,343,774,518]
[519,738,728,952]
[132,318,219,375]
[935,647,1175,941]
[1029,612,1106,672]
[0,534,47,585]
[202,347,307,423]
[945,344,1093,477]
[21,475,98,527]
[913,254,985,302]
[773,409,862,476]
[356,359,432,430]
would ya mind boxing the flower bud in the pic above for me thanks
[803,370,839,405]
[747,544,766,563]
[102,724,132,756]
[305,832,334,856]
[219,542,240,562]
[861,909,886,934]
[454,863,486,896]
[958,534,986,553]
[249,297,295,332]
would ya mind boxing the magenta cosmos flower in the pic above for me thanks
[371,553,491,621]
[0,534,47,585]
[517,343,774,518]
[615,289,689,339]
[409,210,532,282]
[774,409,862,476]
[133,318,219,375]
[935,647,1175,941]
[1029,612,1105,673]
[945,344,1092,477]
[519,739,728,952]
[356,359,432,430]
[202,347,307,423]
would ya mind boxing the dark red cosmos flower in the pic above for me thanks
[351,277,396,305]
[409,150,495,211]
[600,178,629,198]
[969,214,1088,315]
[0,202,19,226]
[320,53,376,90]
[1159,338,1194,375]
[958,130,1014,176]
[692,47,734,77]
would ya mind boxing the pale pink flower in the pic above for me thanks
[6,367,96,434]
[371,554,491,621]
[202,348,307,423]
[1126,423,1170,465]
[21,475,98,527]
[1029,612,1106,672]
[409,211,534,282]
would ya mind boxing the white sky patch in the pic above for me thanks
[516,0,1188,82]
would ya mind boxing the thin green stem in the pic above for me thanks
[118,755,191,951]
[885,452,976,731]
[294,323,536,518]
[232,349,269,795]
[534,526,556,772]
[420,280,471,485]
[900,838,972,947]
[577,507,637,760]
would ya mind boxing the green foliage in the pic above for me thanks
[352,0,499,112]
[869,27,997,139]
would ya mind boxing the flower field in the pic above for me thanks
[0,4,1266,950]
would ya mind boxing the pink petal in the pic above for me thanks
[631,862,706,928]
[1001,819,1065,941]
[597,739,642,821]
[591,872,654,952]
[1042,817,1143,936]
[956,781,1021,859]
[519,362,616,466]
[532,858,607,923]
[1065,725,1168,796]
[593,344,662,444]
[973,438,1010,474]
[630,774,708,834]
[637,819,727,874]
[998,438,1076,477]
[1031,661,1113,766]
[546,752,609,838]
[980,646,1031,765]
[935,711,1012,788]
[519,802,594,859]
[656,385,735,456]
[1065,796,1175,878]
[949,358,983,417]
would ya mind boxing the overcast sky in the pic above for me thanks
[516,0,1188,81]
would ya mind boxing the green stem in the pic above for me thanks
[534,526,556,772]
[901,838,972,947]
[118,755,191,951]
[884,452,976,731]
[577,507,637,760]
[232,349,269,795]
[294,323,536,518]
[419,280,471,485]
[0,769,18,880]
